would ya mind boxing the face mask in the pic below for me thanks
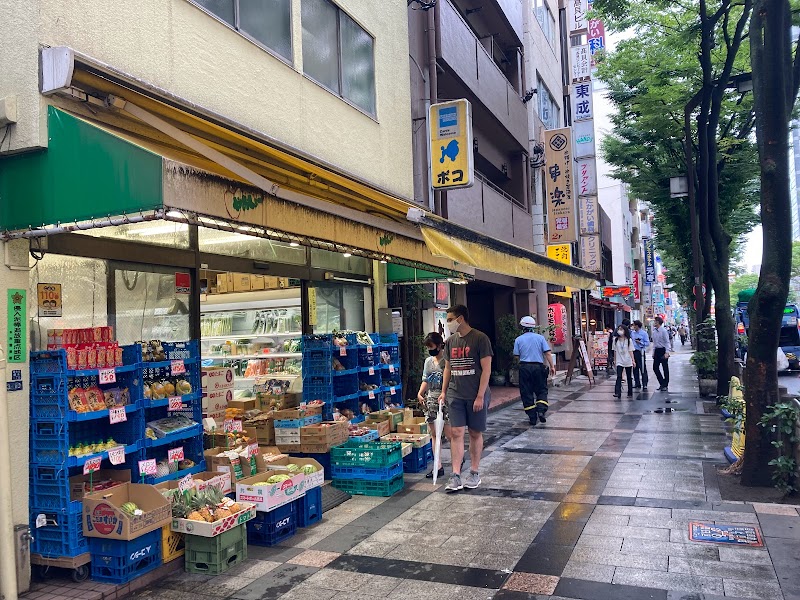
[617,329,624,336]
[447,318,460,335]
[428,348,440,357]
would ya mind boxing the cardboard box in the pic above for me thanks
[266,457,325,489]
[368,409,404,432]
[272,405,323,421]
[70,469,131,502]
[236,470,306,512]
[170,503,257,537]
[83,483,171,541]
[154,471,233,496]
[227,398,256,412]
[300,421,349,446]
[232,273,252,292]
[397,418,429,435]
[211,426,258,448]
[204,447,255,481]
[250,275,266,291]
[217,273,229,294]
[254,421,275,446]
[380,433,432,449]
[365,419,390,437]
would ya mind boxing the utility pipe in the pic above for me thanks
[0,342,19,600]
[428,3,445,217]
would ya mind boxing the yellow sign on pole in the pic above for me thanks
[544,128,578,243]
[429,99,474,190]
[546,244,573,265]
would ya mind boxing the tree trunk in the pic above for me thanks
[741,0,794,487]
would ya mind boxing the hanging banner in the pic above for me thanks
[429,99,474,190]
[546,244,573,266]
[571,83,594,122]
[588,18,606,66]
[570,45,592,83]
[632,270,641,302]
[7,289,26,363]
[568,0,589,32]
[643,237,656,282]
[37,283,62,317]
[580,234,602,273]
[544,128,577,243]
[574,121,596,158]
[576,159,597,196]
[578,195,599,235]
[548,303,568,346]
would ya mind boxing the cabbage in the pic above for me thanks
[301,465,318,475]
[267,474,291,484]
[286,463,300,472]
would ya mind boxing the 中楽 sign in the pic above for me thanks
[544,128,577,243]
[429,99,474,190]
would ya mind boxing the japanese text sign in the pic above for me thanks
[643,237,656,282]
[224,419,243,433]
[168,447,185,462]
[633,270,641,302]
[546,244,573,266]
[544,128,577,243]
[577,160,597,196]
[588,18,606,66]
[109,406,127,424]
[579,195,599,235]
[429,99,474,190]
[138,459,158,477]
[108,446,125,466]
[602,286,632,298]
[99,368,116,385]
[6,289,26,363]
[568,0,589,32]
[580,234,602,273]
[170,360,186,376]
[574,121,596,158]
[178,474,194,494]
[570,45,592,83]
[571,83,594,122]
[37,283,62,317]
[83,457,102,475]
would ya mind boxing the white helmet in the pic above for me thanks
[520,316,536,328]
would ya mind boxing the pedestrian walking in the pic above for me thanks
[607,327,616,373]
[678,324,687,346]
[514,316,556,426]
[613,325,634,398]
[438,305,493,493]
[652,316,671,391]
[630,320,650,390]
[416,332,449,479]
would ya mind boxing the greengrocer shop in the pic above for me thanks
[0,52,596,589]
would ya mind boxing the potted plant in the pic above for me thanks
[495,314,519,386]
[692,317,718,396]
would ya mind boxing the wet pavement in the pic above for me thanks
[116,348,800,599]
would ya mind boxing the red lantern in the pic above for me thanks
[548,303,568,346]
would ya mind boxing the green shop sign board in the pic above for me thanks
[7,289,26,363]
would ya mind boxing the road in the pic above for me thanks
[779,370,800,397]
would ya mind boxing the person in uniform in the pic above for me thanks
[514,316,556,426]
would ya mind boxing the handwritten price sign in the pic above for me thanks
[170,360,186,376]
[168,447,184,463]
[390,387,396,396]
[389,365,395,374]
[138,458,158,477]
[223,419,243,433]
[108,446,126,465]
[368,367,375,376]
[339,346,347,357]
[178,474,194,494]
[168,396,183,411]
[366,346,373,354]
[98,368,116,384]
[368,391,375,400]
[247,442,259,458]
[109,406,127,424]
[83,457,102,475]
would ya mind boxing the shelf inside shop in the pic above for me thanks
[234,374,301,383]
[203,352,302,360]
[145,423,203,448]
[138,357,200,371]
[66,442,141,468]
[147,462,205,485]
[201,333,302,341]
[65,364,137,378]
[67,403,141,423]
[145,391,201,409]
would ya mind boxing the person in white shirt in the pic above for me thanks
[613,325,635,398]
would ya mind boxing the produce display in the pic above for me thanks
[73,476,126,497]
[243,357,301,378]
[46,327,122,370]
[143,377,193,400]
[68,386,130,414]
[68,438,120,457]
[145,415,197,439]
[120,501,143,517]
[163,485,242,522]
[136,340,168,362]
[348,426,373,438]
[330,330,374,346]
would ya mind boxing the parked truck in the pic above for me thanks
[735,288,800,369]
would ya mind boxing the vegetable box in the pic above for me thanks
[235,470,306,512]
[170,502,257,538]
[265,457,324,489]
[83,483,172,541]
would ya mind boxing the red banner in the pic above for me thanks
[548,303,568,346]
[632,271,641,302]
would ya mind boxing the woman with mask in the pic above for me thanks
[417,331,449,478]
[613,325,634,398]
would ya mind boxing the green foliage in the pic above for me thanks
[692,317,719,376]
[793,241,800,279]
[730,273,760,301]
[719,383,745,433]
[495,314,519,374]
[759,402,800,495]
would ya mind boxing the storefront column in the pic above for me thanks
[373,261,389,328]
[0,238,31,596]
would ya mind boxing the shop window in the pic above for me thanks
[190,0,292,62]
[310,281,373,334]
[198,228,307,265]
[74,221,190,249]
[310,248,371,276]
[302,0,377,116]
[537,77,560,130]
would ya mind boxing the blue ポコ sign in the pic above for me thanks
[689,522,763,547]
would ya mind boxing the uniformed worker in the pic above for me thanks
[514,316,556,426]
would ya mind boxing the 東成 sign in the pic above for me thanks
[429,99,474,190]
[570,45,592,83]
[580,234,602,273]
[37,283,62,317]
[544,128,577,243]
[7,289,26,363]
[546,244,573,266]
[571,83,594,122]
[578,195,599,235]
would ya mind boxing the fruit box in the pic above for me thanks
[203,447,256,480]
[379,433,432,449]
[300,421,349,445]
[83,483,172,541]
[367,409,404,432]
[235,470,306,512]
[70,469,131,502]
[272,404,323,421]
[154,471,232,496]
[364,420,391,437]
[397,418,429,435]
[265,457,325,489]
[170,502,257,537]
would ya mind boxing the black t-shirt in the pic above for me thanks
[445,328,494,401]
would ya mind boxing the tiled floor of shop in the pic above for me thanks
[26,348,800,599]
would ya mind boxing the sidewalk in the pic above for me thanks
[36,347,800,600]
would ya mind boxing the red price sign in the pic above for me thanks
[224,419,243,433]
[368,391,375,400]
[98,368,116,384]
[178,474,194,494]
[168,447,184,462]
[368,367,375,376]
[83,457,102,475]
[170,360,186,376]
[366,346,373,354]
[168,396,183,411]
[138,458,158,477]
[339,346,347,357]
[247,442,259,458]
[108,446,125,466]
[390,387,396,396]
[389,365,395,374]
[109,406,127,424]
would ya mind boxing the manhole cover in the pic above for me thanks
[689,522,763,547]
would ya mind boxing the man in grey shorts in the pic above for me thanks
[438,304,493,492]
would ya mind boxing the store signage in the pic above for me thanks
[643,283,653,309]
[544,128,577,243]
[602,286,632,298]
[689,522,763,547]
[368,391,375,400]
[339,346,347,357]
[643,237,656,282]
[178,474,194,494]
[632,270,641,302]
[171,360,186,376]
[389,365,395,373]
[429,99,474,190]
[574,121,596,158]
[109,406,127,424]
[570,45,592,83]
[568,0,589,32]
[99,368,116,385]
[588,17,606,66]
[546,244,573,266]
[223,419,243,433]
[576,160,597,196]
[571,83,594,122]
[548,303,568,346]
[37,283,62,317]
[247,442,259,458]
[578,195,599,235]
[83,457,102,475]
[435,282,450,307]
[202,367,234,414]
[168,447,185,462]
[368,367,375,376]
[6,381,22,392]
[108,446,125,466]
[168,396,183,411]
[366,346,373,354]
[580,234,602,273]
[390,387,396,396]
[138,459,158,477]
[175,272,191,294]
[6,289,25,364]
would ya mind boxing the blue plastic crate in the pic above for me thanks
[381,345,400,366]
[295,486,322,527]
[403,442,433,473]
[348,430,380,443]
[302,335,333,350]
[247,504,297,547]
[378,333,399,345]
[302,349,333,375]
[274,414,322,428]
[31,375,68,395]
[357,346,380,368]
[350,414,366,424]
[333,373,359,398]
[30,350,69,375]
[89,528,162,584]
[330,460,402,481]
[30,511,88,558]
[29,465,82,514]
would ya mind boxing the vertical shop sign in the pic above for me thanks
[588,17,606,67]
[546,244,573,265]
[7,289,26,363]
[571,83,594,122]
[308,288,317,326]
[576,160,597,195]
[580,234,602,273]
[429,99,474,190]
[435,282,450,307]
[175,272,191,294]
[574,121,596,158]
[37,283,62,317]
[578,195,599,234]
[568,0,589,32]
[544,128,577,243]
[643,237,656,282]
[570,45,592,83]
[632,270,641,302]
[548,303,568,346]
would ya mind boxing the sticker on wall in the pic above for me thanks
[37,283,62,317]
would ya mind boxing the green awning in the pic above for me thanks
[387,263,456,283]
[0,106,162,232]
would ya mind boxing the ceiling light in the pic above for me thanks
[165,210,184,220]
[380,259,388,264]
[290,242,300,247]
[342,252,352,258]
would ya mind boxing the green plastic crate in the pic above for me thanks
[332,472,404,497]
[330,440,402,468]
[184,523,247,575]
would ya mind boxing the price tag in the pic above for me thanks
[168,396,183,411]
[178,474,194,494]
[98,368,116,384]
[168,447,185,463]
[138,458,158,477]
[390,387,396,396]
[83,457,102,475]
[368,390,375,400]
[35,514,47,529]
[108,445,126,466]
[247,442,259,458]
[389,365,395,374]
[368,367,375,376]
[339,346,347,357]
[109,406,127,424]
[170,360,186,376]
[224,419,243,433]
[366,346,373,354]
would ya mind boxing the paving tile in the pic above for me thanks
[582,523,670,541]
[758,514,800,539]
[763,536,800,599]
[287,550,342,568]
[612,566,725,595]
[562,494,599,504]
[514,542,573,575]
[502,573,559,595]
[224,559,283,579]
[468,552,519,571]
[722,578,786,600]
[621,537,719,560]
[574,533,623,552]
[533,519,586,546]
[554,577,668,600]
[560,559,616,583]
[230,564,320,600]
[549,503,595,522]
[717,545,773,565]
[668,556,777,582]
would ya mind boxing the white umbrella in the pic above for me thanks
[432,403,444,485]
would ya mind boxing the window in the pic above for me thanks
[537,78,560,130]
[302,0,376,116]
[191,0,292,62]
[533,0,556,49]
